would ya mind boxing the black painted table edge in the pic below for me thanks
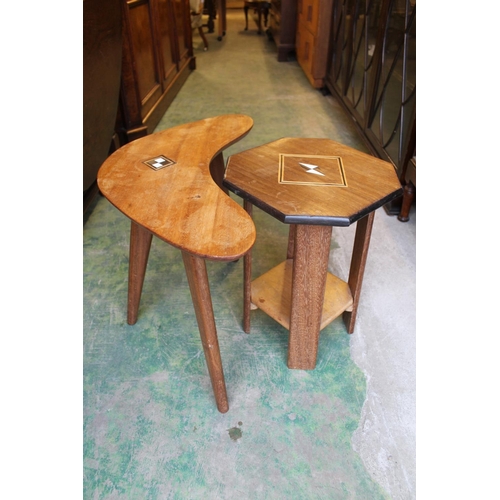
[223,180,403,227]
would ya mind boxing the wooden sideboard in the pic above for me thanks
[268,0,297,62]
[83,0,195,211]
[295,0,332,89]
[116,0,195,144]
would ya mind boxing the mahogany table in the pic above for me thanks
[223,138,402,370]
[97,115,255,413]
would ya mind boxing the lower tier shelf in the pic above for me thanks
[251,259,353,331]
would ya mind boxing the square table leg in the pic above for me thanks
[343,211,375,333]
[243,200,253,333]
[286,224,297,259]
[181,251,229,413]
[288,224,333,369]
[127,221,153,325]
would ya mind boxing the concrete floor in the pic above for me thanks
[83,10,415,499]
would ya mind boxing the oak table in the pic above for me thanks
[223,138,402,370]
[97,115,255,413]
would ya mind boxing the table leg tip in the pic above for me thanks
[217,403,229,413]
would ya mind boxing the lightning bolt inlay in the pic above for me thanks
[299,162,325,176]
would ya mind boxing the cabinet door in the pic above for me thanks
[156,0,178,88]
[297,0,332,88]
[296,26,315,80]
[298,0,318,35]
[118,0,194,140]
[123,0,163,119]
[172,0,192,68]
[83,0,122,195]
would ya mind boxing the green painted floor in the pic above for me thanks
[83,10,398,499]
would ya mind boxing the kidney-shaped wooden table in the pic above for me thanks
[97,115,255,413]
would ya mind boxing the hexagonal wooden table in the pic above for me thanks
[223,138,402,370]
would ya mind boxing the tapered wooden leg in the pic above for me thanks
[209,152,228,194]
[181,251,229,413]
[127,221,153,325]
[343,212,375,333]
[243,200,253,333]
[288,224,332,370]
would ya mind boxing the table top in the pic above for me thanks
[224,138,403,226]
[97,115,256,260]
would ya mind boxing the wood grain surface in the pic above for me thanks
[224,137,403,226]
[182,250,229,413]
[288,224,332,369]
[98,115,256,260]
[251,259,353,332]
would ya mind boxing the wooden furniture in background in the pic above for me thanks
[196,0,226,40]
[267,0,297,61]
[97,115,255,413]
[191,0,209,50]
[116,0,195,145]
[202,0,216,32]
[399,160,415,222]
[83,0,122,211]
[397,114,416,222]
[244,1,269,34]
[326,0,416,220]
[295,0,333,89]
[216,0,227,40]
[224,138,402,369]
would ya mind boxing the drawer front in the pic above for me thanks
[298,0,318,35]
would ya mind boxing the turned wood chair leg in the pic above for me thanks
[342,211,375,333]
[197,26,208,50]
[127,221,153,325]
[398,181,415,222]
[288,224,332,370]
[181,250,229,413]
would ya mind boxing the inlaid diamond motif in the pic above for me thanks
[143,155,176,171]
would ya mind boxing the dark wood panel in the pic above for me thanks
[83,0,122,198]
[172,0,192,66]
[127,1,163,117]
[325,0,416,219]
[268,0,297,62]
[118,0,195,142]
[157,0,178,86]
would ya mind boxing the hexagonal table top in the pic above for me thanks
[224,138,403,226]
